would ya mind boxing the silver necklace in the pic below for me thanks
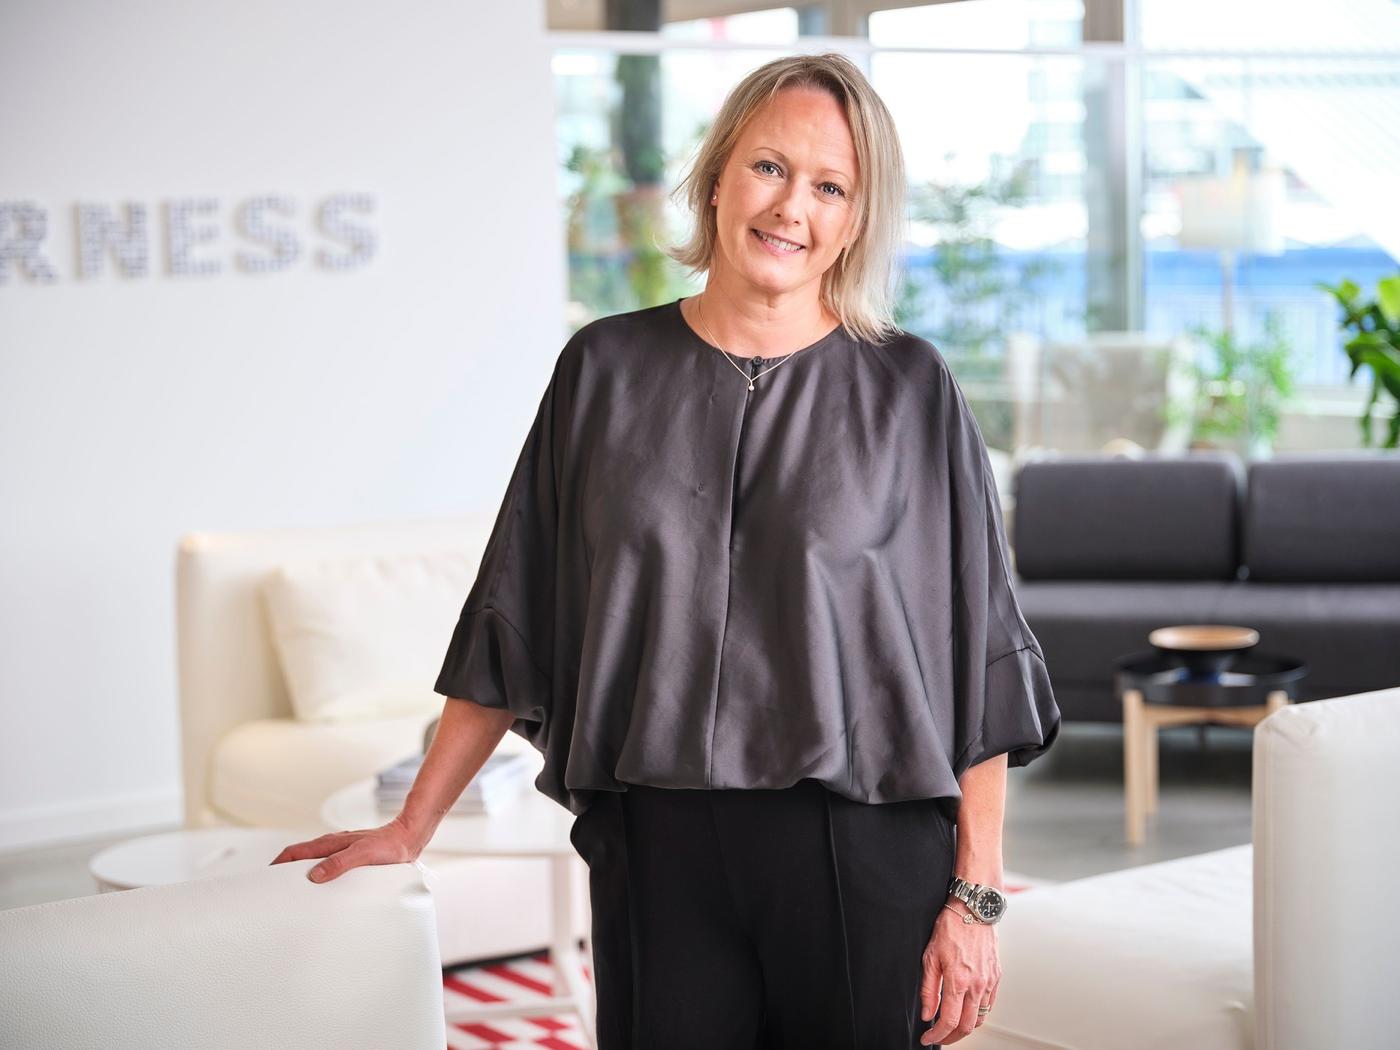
[694,296,821,392]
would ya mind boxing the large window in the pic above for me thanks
[550,1,1399,454]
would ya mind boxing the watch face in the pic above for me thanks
[974,889,1007,921]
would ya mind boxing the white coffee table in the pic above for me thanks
[88,826,308,892]
[320,778,595,1048]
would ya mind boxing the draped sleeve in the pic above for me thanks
[942,366,1062,781]
[433,357,562,756]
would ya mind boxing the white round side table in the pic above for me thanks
[88,827,309,892]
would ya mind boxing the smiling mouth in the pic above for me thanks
[752,229,805,253]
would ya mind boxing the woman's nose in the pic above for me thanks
[771,192,807,231]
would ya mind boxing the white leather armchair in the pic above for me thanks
[961,685,1400,1050]
[174,514,589,967]
[0,859,446,1049]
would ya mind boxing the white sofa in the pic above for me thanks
[0,858,446,1049]
[962,685,1400,1050]
[175,514,588,968]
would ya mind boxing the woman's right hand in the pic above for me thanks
[270,813,424,883]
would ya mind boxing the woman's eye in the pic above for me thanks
[754,161,845,199]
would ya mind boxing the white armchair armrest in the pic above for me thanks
[0,859,447,1049]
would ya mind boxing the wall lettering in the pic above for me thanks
[0,193,378,285]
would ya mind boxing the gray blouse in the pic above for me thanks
[434,297,1060,821]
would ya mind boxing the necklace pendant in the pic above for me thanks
[747,380,755,391]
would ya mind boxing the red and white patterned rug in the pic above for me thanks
[442,950,594,1049]
[439,874,1046,1049]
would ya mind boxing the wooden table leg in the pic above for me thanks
[1119,689,1289,847]
[1143,706,1159,816]
[1122,687,1146,845]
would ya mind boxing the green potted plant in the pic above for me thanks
[1165,311,1298,458]
[1317,274,1400,449]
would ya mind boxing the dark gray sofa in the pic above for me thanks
[1010,450,1400,722]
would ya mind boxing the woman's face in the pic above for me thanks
[712,86,860,299]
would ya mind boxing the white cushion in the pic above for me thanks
[211,713,437,829]
[211,713,534,830]
[963,844,1253,1050]
[262,550,478,722]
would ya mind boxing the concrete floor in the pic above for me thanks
[1003,721,1253,882]
[0,722,1255,911]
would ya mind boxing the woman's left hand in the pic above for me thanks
[918,903,1001,1045]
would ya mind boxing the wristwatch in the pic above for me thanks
[947,875,1009,925]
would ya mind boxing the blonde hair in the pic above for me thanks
[664,52,908,346]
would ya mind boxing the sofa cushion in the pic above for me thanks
[210,712,532,830]
[1014,578,1232,688]
[1243,452,1400,582]
[262,550,480,722]
[967,844,1253,1050]
[1208,582,1400,699]
[1013,453,1243,581]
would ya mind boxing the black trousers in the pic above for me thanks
[569,778,956,1049]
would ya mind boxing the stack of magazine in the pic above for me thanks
[375,749,534,816]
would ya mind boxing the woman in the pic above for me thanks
[273,52,1060,1049]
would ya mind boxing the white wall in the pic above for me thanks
[0,1,565,850]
